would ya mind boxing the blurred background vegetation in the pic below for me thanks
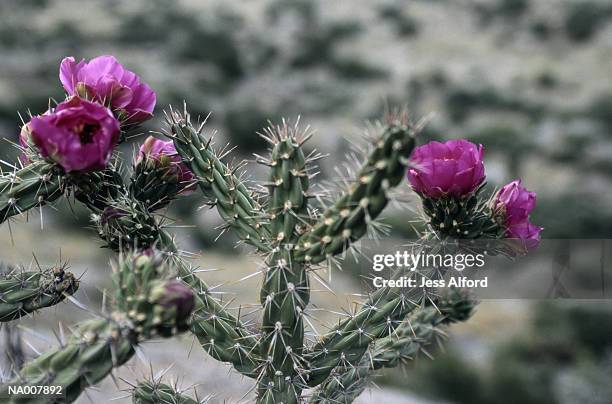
[0,0,611,402]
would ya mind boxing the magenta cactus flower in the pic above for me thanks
[408,139,485,199]
[60,55,156,124]
[136,136,195,187]
[29,96,120,173]
[494,180,536,225]
[494,180,543,248]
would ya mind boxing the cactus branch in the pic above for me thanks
[159,231,262,378]
[255,121,315,402]
[67,163,263,379]
[294,121,416,264]
[0,161,64,225]
[303,268,440,387]
[0,251,194,404]
[310,290,477,403]
[168,108,271,252]
[132,380,205,404]
[0,264,78,322]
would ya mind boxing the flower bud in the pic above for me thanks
[135,136,195,192]
[151,280,195,324]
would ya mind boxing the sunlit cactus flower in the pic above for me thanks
[135,136,195,188]
[60,55,156,124]
[29,97,120,173]
[494,180,543,248]
[408,139,485,198]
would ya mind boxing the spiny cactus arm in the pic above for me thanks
[256,123,314,402]
[132,380,203,404]
[93,193,162,251]
[167,109,271,252]
[310,290,477,403]
[303,282,426,387]
[159,231,261,378]
[0,161,64,224]
[1,316,136,404]
[0,265,78,322]
[294,120,416,264]
[262,121,312,243]
[0,251,195,404]
[69,166,261,378]
[68,166,125,213]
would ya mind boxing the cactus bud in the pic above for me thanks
[150,280,195,325]
[135,136,195,188]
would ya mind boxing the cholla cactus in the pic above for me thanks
[0,55,541,403]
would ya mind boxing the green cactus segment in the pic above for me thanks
[169,113,271,252]
[295,123,415,264]
[420,186,504,239]
[0,317,135,404]
[70,163,262,379]
[266,131,310,242]
[0,252,194,404]
[159,231,261,378]
[132,380,200,404]
[129,155,193,210]
[0,162,64,224]
[257,372,302,404]
[94,196,160,251]
[257,253,309,403]
[0,266,79,322]
[113,251,193,337]
[68,168,124,213]
[256,127,312,403]
[303,273,432,387]
[311,290,477,403]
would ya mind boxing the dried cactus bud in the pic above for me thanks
[0,264,79,322]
